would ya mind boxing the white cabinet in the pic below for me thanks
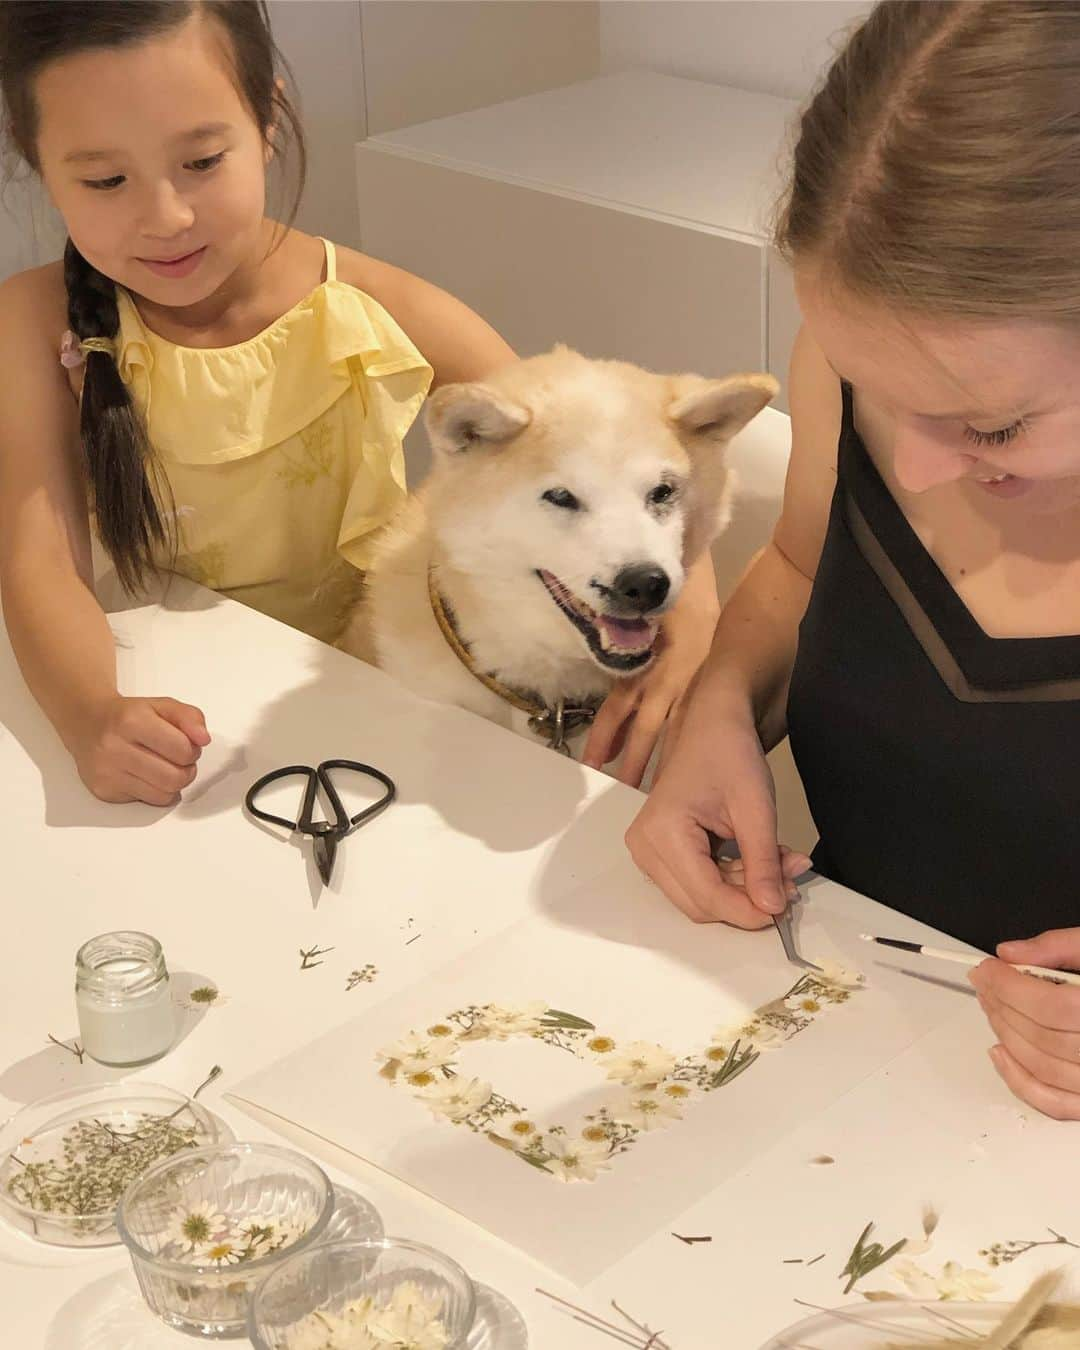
[356,71,801,406]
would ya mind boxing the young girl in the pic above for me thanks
[629,0,1080,1121]
[0,0,718,807]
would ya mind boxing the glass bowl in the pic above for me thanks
[0,1081,232,1247]
[117,1142,337,1339]
[759,1301,1018,1348]
[248,1237,477,1349]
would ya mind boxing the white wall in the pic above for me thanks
[267,0,368,247]
[596,0,871,103]
[359,1,604,134]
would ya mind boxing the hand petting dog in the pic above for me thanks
[584,552,719,787]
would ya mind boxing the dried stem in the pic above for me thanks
[47,1034,85,1064]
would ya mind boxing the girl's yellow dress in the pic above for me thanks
[112,238,432,642]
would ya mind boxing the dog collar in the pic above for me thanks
[426,569,600,754]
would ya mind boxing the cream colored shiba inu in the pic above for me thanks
[339,346,777,752]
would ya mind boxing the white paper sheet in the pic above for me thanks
[232,861,967,1282]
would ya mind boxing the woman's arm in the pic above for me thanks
[624,327,843,922]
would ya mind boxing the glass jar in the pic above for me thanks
[75,931,175,1066]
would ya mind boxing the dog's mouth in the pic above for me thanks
[536,569,660,672]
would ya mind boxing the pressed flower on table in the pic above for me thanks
[603,1041,677,1087]
[417,1076,493,1122]
[543,1134,614,1183]
[377,979,864,1183]
[614,1090,685,1132]
[377,1031,458,1076]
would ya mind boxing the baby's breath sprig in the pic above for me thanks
[4,1113,201,1226]
[346,964,378,990]
[981,1228,1080,1267]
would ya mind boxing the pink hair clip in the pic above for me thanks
[59,330,84,369]
[59,330,114,368]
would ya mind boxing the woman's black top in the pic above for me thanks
[787,383,1080,953]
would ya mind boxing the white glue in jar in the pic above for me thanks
[75,931,175,1066]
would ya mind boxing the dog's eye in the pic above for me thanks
[542,487,581,511]
[648,483,676,506]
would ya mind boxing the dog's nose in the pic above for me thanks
[610,564,670,613]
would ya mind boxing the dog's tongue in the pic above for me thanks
[597,614,657,651]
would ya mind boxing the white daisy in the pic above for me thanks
[784,988,828,1016]
[603,1041,677,1087]
[417,1075,492,1122]
[710,1019,757,1045]
[934,1262,1000,1302]
[613,1090,684,1132]
[497,1114,540,1148]
[814,959,866,990]
[542,1134,613,1183]
[473,1001,548,1040]
[892,1259,998,1302]
[891,1259,938,1301]
[367,1282,449,1349]
[376,1031,458,1076]
[739,1020,787,1050]
[167,1200,226,1254]
[656,1080,696,1104]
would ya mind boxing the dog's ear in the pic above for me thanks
[668,372,779,443]
[425,383,532,455]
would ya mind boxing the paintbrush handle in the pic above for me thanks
[865,936,1080,988]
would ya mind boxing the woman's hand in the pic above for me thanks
[625,684,810,928]
[69,694,210,806]
[969,928,1080,1120]
[584,553,720,788]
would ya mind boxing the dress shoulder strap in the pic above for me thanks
[321,238,337,283]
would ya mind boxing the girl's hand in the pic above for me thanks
[70,695,210,806]
[584,554,720,788]
[625,691,809,927]
[969,929,1080,1120]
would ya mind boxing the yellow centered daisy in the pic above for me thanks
[181,1213,212,1244]
[509,1120,536,1137]
[207,1242,235,1263]
[427,1024,455,1038]
[706,1045,730,1062]
[588,1036,616,1054]
[662,1083,691,1099]
[582,1125,607,1143]
[798,997,822,1014]
[407,1071,436,1088]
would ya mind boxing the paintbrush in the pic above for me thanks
[860,935,1080,988]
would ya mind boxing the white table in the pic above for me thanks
[1,584,1076,1349]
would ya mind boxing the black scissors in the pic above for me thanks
[244,759,396,887]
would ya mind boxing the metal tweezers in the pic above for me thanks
[705,829,821,972]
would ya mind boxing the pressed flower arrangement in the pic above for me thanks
[375,963,864,1184]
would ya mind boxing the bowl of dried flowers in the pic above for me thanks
[117,1142,344,1339]
[247,1236,478,1349]
[0,1080,232,1247]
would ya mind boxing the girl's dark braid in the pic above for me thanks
[63,240,168,591]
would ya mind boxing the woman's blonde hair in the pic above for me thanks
[776,0,1080,319]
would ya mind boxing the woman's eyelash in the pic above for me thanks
[964,420,1025,448]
